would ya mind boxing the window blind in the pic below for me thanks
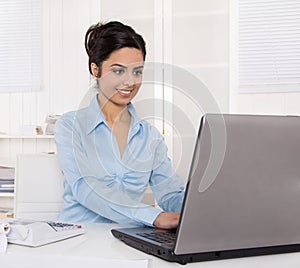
[239,0,300,93]
[0,0,41,93]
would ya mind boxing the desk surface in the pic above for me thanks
[4,223,300,268]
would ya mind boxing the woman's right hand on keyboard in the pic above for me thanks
[153,212,180,229]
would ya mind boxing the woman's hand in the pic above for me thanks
[153,212,180,229]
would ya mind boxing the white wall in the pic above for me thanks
[171,0,229,180]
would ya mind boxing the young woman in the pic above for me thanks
[55,21,184,229]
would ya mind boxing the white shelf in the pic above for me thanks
[0,192,14,197]
[0,135,54,139]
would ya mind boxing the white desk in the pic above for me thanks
[4,223,300,268]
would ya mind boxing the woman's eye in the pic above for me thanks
[112,68,125,75]
[133,69,143,76]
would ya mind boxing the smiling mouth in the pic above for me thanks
[116,89,132,95]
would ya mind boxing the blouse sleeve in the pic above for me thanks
[149,128,185,212]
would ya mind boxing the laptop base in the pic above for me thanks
[112,228,300,265]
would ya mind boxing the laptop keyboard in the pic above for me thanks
[137,231,176,244]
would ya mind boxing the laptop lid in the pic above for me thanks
[175,114,300,255]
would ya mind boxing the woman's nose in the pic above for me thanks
[122,73,135,87]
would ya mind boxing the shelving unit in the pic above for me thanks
[0,135,56,217]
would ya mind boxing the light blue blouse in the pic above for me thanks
[54,95,185,226]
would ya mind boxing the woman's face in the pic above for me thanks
[93,47,144,107]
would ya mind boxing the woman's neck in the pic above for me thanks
[97,93,130,127]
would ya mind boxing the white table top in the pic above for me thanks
[3,223,300,268]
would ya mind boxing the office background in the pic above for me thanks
[0,0,299,182]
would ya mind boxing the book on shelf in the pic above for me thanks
[0,178,14,184]
[0,166,15,194]
[0,188,14,193]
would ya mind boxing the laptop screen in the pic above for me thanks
[175,114,300,254]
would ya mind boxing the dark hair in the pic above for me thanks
[84,21,146,77]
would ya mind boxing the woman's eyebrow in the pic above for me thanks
[110,63,126,68]
[110,64,144,69]
[133,65,144,70]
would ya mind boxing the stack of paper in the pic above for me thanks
[0,166,15,193]
[45,114,61,135]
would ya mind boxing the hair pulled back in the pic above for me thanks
[84,21,146,77]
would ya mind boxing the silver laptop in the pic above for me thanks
[112,114,300,264]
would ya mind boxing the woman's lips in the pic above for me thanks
[116,88,133,97]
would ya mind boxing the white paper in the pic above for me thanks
[0,253,148,268]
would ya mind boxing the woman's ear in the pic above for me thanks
[91,63,99,78]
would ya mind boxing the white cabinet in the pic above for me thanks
[0,136,56,217]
